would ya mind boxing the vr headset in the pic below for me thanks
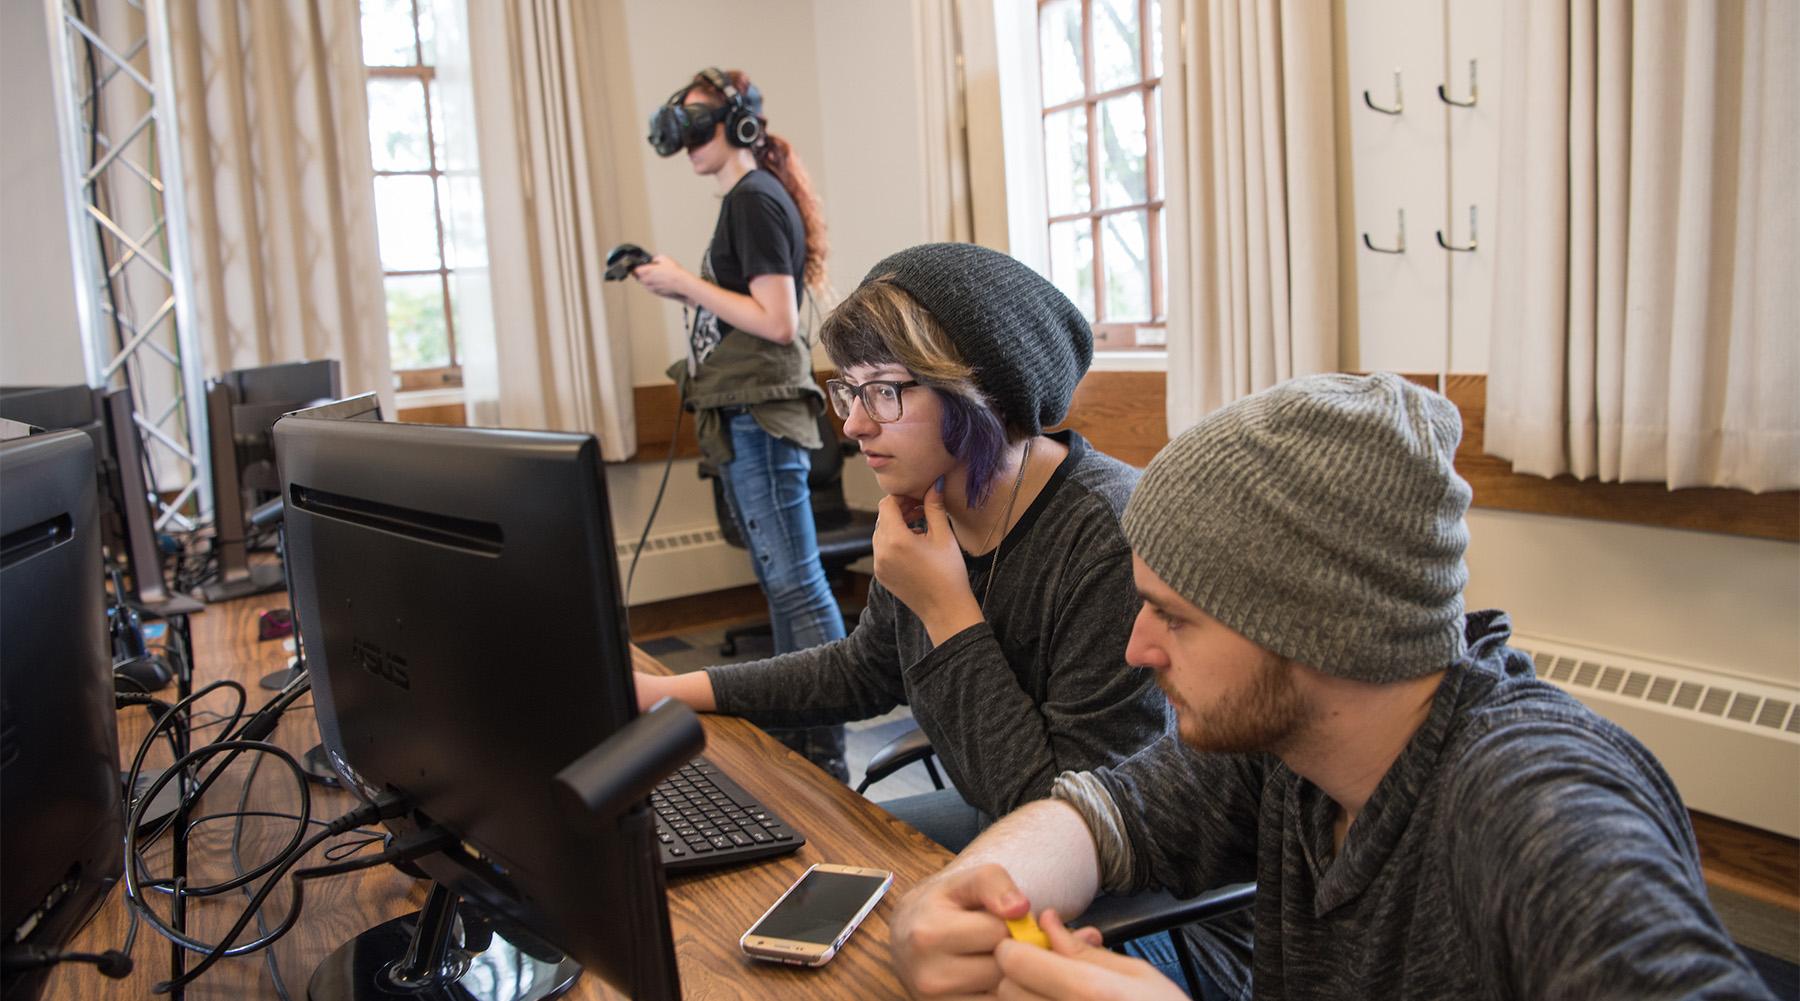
[647,67,764,157]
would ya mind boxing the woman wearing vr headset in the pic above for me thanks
[634,243,1173,856]
[631,68,849,781]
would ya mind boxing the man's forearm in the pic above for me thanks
[937,798,1101,919]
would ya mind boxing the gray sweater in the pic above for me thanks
[1056,611,1770,1000]
[708,431,1171,818]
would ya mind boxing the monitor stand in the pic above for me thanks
[309,883,579,1001]
[261,661,303,691]
[200,560,285,603]
[301,742,340,788]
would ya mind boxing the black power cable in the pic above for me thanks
[625,383,688,604]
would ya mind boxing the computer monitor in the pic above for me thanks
[0,384,197,617]
[261,393,382,757]
[0,385,111,543]
[203,359,342,603]
[274,415,682,1001]
[0,430,125,1001]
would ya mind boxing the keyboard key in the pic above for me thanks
[652,755,803,871]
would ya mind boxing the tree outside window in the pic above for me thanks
[362,0,461,389]
[1038,0,1165,349]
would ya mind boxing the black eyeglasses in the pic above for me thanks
[825,378,921,423]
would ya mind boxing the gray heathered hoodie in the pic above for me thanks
[1054,611,1771,1000]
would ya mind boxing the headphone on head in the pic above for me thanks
[697,67,764,149]
[647,67,765,156]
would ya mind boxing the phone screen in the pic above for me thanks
[748,869,891,945]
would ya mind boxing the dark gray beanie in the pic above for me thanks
[1121,373,1472,681]
[863,243,1092,434]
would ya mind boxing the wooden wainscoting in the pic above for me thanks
[626,371,1171,469]
[393,401,467,426]
[1438,375,1797,542]
[627,369,1797,542]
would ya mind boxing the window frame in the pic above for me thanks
[364,0,462,391]
[1037,0,1165,349]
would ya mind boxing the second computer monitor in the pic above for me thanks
[274,415,680,1000]
[203,360,342,603]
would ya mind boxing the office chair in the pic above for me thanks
[712,405,877,656]
[857,725,1255,987]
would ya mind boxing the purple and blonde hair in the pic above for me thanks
[819,277,1018,506]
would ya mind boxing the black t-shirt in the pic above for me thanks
[705,168,805,313]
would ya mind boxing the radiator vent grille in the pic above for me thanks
[614,527,726,559]
[1517,641,1799,740]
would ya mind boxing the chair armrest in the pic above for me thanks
[1070,883,1255,946]
[855,724,937,793]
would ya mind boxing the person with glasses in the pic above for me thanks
[636,243,1175,855]
[630,68,849,781]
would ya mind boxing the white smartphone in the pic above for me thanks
[740,863,895,966]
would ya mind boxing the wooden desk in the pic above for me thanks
[46,594,951,999]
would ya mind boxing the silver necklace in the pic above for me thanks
[977,437,1035,611]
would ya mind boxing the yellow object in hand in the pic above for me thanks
[1005,913,1050,949]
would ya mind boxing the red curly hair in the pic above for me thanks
[685,69,829,293]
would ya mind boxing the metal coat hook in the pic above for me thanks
[1436,205,1477,252]
[1438,59,1477,107]
[1363,69,1403,115]
[1362,208,1406,254]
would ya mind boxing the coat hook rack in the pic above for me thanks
[1363,68,1403,115]
[1438,59,1477,107]
[1436,205,1477,252]
[1362,208,1406,254]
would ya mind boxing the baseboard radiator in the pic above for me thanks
[613,526,755,606]
[1512,634,1800,838]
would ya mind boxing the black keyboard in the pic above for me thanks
[651,756,804,873]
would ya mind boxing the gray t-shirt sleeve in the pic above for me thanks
[1445,718,1771,1000]
[1051,769,1138,893]
[705,586,908,727]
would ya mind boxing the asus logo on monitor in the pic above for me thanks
[352,637,410,691]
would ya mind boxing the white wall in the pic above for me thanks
[810,0,932,301]
[1,0,86,386]
[1466,511,1799,689]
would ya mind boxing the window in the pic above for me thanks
[1037,0,1165,349]
[361,0,460,390]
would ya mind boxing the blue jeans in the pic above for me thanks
[1121,931,1232,1000]
[878,788,988,852]
[717,411,848,777]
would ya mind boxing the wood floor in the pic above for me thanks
[628,586,1800,915]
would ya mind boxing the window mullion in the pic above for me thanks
[1084,0,1104,326]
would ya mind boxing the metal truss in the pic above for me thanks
[43,0,210,528]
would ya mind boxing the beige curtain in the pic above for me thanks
[169,0,394,408]
[1487,0,1798,492]
[449,0,635,459]
[1164,0,1338,432]
[916,0,976,244]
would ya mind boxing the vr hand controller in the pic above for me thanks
[604,243,654,282]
